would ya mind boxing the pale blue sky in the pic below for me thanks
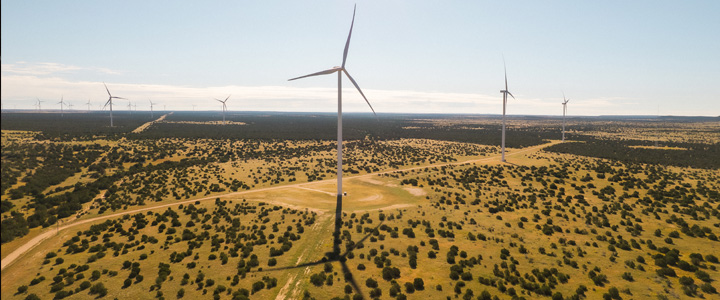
[2,0,719,116]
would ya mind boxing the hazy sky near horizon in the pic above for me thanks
[2,1,719,116]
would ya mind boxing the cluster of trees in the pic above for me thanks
[0,112,149,139]
[546,136,720,169]
[136,112,551,148]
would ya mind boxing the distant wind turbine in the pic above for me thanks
[102,82,126,127]
[215,95,230,124]
[57,95,66,117]
[499,59,515,162]
[68,102,74,111]
[148,99,157,118]
[86,99,92,111]
[288,4,376,256]
[127,101,133,116]
[562,93,570,142]
[36,98,44,111]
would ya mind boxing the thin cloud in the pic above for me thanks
[1,62,121,76]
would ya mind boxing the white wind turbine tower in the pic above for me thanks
[102,82,126,127]
[288,4,377,218]
[68,102,74,111]
[57,96,66,117]
[561,93,570,142]
[86,99,92,111]
[215,95,230,124]
[499,60,515,162]
[127,101,133,116]
[148,99,157,118]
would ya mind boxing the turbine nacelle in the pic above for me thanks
[500,90,515,99]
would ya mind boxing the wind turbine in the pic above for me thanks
[102,82,126,127]
[86,99,92,111]
[215,95,230,124]
[288,4,376,256]
[68,102,74,111]
[57,96,66,117]
[36,98,44,111]
[148,99,157,118]
[127,101,133,116]
[499,60,515,162]
[561,93,570,142]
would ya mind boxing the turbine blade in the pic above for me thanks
[112,96,127,100]
[342,4,357,68]
[225,95,231,101]
[507,91,515,99]
[102,99,111,110]
[288,67,340,81]
[343,69,376,116]
[504,65,508,91]
[103,82,111,96]
[502,55,508,91]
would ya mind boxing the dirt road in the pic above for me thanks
[131,113,170,133]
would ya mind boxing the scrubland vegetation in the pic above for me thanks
[2,112,719,299]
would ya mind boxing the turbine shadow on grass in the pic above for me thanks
[504,161,520,167]
[261,197,383,300]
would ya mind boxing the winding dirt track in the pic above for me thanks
[1,141,556,271]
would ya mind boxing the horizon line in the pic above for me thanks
[1,109,718,119]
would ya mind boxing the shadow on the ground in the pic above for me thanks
[261,195,383,299]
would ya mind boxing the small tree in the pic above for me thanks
[404,282,415,293]
[365,278,378,288]
[251,281,265,294]
[89,282,108,297]
[91,270,102,281]
[24,294,41,300]
[413,278,424,290]
[16,285,28,294]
